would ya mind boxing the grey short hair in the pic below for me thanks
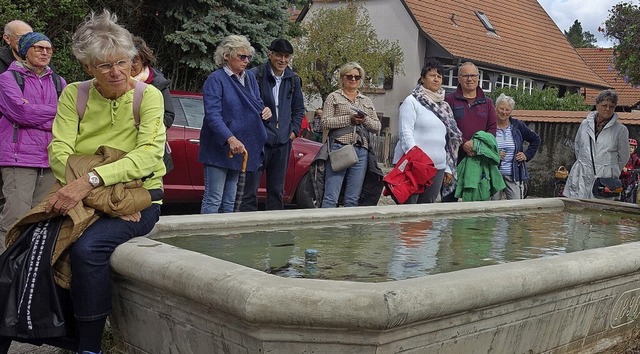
[72,10,137,65]
[457,61,478,75]
[495,93,515,110]
[214,35,255,67]
[595,89,618,106]
[338,62,365,88]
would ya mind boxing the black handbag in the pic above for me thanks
[592,177,624,198]
[590,140,623,198]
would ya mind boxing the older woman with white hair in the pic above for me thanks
[492,93,541,200]
[199,34,271,213]
[321,62,381,207]
[44,10,166,353]
[564,89,629,199]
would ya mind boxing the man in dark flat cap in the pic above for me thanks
[241,38,305,211]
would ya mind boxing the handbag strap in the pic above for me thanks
[327,125,358,152]
[589,138,597,176]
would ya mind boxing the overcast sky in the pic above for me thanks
[537,0,627,48]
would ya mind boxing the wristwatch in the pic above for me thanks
[88,171,101,188]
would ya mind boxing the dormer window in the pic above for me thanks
[475,11,496,33]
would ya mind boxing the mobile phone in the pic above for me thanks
[351,106,367,117]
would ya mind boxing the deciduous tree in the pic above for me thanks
[292,1,404,103]
[604,2,640,86]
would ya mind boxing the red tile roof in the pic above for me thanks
[575,48,640,107]
[514,110,640,125]
[401,0,609,89]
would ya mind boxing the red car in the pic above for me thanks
[164,91,322,208]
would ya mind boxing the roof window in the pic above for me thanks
[475,11,496,33]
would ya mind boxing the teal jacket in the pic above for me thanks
[455,131,506,201]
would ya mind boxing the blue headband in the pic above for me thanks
[17,32,51,59]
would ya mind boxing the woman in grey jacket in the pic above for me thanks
[564,90,629,199]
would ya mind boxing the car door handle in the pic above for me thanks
[188,139,200,145]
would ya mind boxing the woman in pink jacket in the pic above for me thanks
[0,32,66,245]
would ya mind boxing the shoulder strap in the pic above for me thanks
[76,80,147,128]
[11,71,24,93]
[132,80,147,127]
[11,71,62,98]
[51,73,63,98]
[76,80,92,121]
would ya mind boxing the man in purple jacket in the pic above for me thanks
[443,62,497,202]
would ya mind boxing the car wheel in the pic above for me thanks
[295,173,318,208]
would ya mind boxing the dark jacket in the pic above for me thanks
[445,86,497,158]
[0,46,14,73]
[251,63,305,147]
[506,117,541,181]
[148,67,175,129]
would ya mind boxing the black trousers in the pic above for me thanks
[240,141,291,211]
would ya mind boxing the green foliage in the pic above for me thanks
[0,0,295,91]
[604,2,640,86]
[0,0,90,82]
[564,19,597,48]
[292,1,404,102]
[487,86,590,111]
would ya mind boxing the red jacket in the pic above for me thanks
[383,146,437,204]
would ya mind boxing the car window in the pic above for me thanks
[171,97,188,127]
[171,97,204,129]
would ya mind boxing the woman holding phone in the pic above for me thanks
[321,62,381,207]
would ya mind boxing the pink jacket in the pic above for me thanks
[0,62,66,168]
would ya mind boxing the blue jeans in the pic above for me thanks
[69,203,161,321]
[322,144,368,208]
[202,164,239,213]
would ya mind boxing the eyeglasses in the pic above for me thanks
[459,74,479,80]
[32,45,53,54]
[344,75,361,81]
[93,59,131,74]
[237,54,253,62]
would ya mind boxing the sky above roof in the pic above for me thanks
[538,0,625,48]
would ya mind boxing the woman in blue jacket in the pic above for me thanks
[493,93,541,200]
[198,35,271,213]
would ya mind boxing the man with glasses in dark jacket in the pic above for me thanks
[240,38,305,211]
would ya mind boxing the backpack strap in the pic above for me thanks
[11,71,24,93]
[51,73,63,98]
[76,80,92,121]
[76,80,147,128]
[11,70,63,97]
[132,80,147,127]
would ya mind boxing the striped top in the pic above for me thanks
[496,125,516,175]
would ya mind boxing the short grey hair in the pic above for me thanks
[338,62,366,88]
[495,93,515,110]
[595,89,618,106]
[214,35,255,67]
[72,10,137,65]
[457,61,478,75]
